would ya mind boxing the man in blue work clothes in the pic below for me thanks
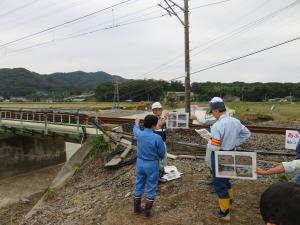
[207,97,251,221]
[133,115,166,218]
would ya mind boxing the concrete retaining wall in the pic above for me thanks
[0,134,66,179]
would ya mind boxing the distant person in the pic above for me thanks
[151,102,169,180]
[133,115,165,218]
[207,97,251,221]
[260,182,300,225]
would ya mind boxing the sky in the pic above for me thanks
[0,0,299,83]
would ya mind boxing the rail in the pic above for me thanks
[0,109,297,135]
[97,117,296,135]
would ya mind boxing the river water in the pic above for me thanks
[0,142,81,208]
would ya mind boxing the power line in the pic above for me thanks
[2,0,298,101]
[176,35,300,79]
[71,4,158,35]
[116,0,294,88]
[0,0,88,32]
[124,0,298,81]
[1,11,169,56]
[0,0,42,17]
[61,0,300,97]
[0,0,134,48]
[190,0,232,10]
[190,0,300,59]
[0,0,234,51]
[116,35,300,101]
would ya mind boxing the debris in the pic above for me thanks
[167,153,178,160]
[120,138,132,146]
[167,153,204,160]
[20,197,31,204]
[104,144,133,167]
[125,192,131,198]
[63,208,79,215]
[177,155,204,160]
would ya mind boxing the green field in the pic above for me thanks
[192,101,300,125]
[0,101,299,126]
[0,102,143,110]
[225,101,300,126]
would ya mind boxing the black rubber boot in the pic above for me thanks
[144,199,154,218]
[134,197,143,214]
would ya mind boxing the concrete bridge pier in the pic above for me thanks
[0,134,66,179]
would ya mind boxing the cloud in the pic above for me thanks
[0,0,299,83]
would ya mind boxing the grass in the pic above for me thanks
[0,102,143,110]
[91,136,109,157]
[1,101,298,125]
[226,101,300,125]
[44,188,58,201]
[192,101,300,125]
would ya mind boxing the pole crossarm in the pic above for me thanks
[163,0,185,26]
[158,0,191,114]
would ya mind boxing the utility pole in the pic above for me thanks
[112,79,120,110]
[158,0,191,115]
[184,0,191,115]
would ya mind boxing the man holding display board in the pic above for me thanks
[207,97,251,221]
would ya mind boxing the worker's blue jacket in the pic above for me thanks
[133,124,165,161]
[207,114,251,151]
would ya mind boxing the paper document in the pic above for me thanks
[195,129,211,140]
[162,166,183,181]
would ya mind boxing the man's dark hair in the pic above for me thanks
[209,101,226,113]
[260,182,300,225]
[218,108,226,113]
[144,115,158,129]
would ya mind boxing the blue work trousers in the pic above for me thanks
[133,158,159,200]
[211,151,231,198]
[293,140,300,184]
[294,173,300,184]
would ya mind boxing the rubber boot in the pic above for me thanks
[159,168,167,184]
[144,199,154,218]
[228,188,234,205]
[134,197,143,214]
[214,198,230,222]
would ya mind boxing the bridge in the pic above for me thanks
[0,109,104,179]
[0,109,104,143]
[0,108,295,179]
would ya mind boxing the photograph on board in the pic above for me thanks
[217,155,235,177]
[235,155,254,178]
[215,151,257,180]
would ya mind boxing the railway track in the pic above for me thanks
[97,116,295,135]
[0,109,297,135]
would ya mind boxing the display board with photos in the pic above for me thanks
[166,112,189,129]
[215,151,257,180]
[285,130,300,150]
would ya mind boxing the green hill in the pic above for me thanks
[0,68,126,98]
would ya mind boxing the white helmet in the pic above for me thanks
[151,102,162,110]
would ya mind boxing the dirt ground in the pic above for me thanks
[22,153,275,225]
[0,192,43,225]
[0,165,62,208]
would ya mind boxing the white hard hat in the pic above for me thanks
[209,97,223,103]
[209,97,225,113]
[151,102,162,110]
